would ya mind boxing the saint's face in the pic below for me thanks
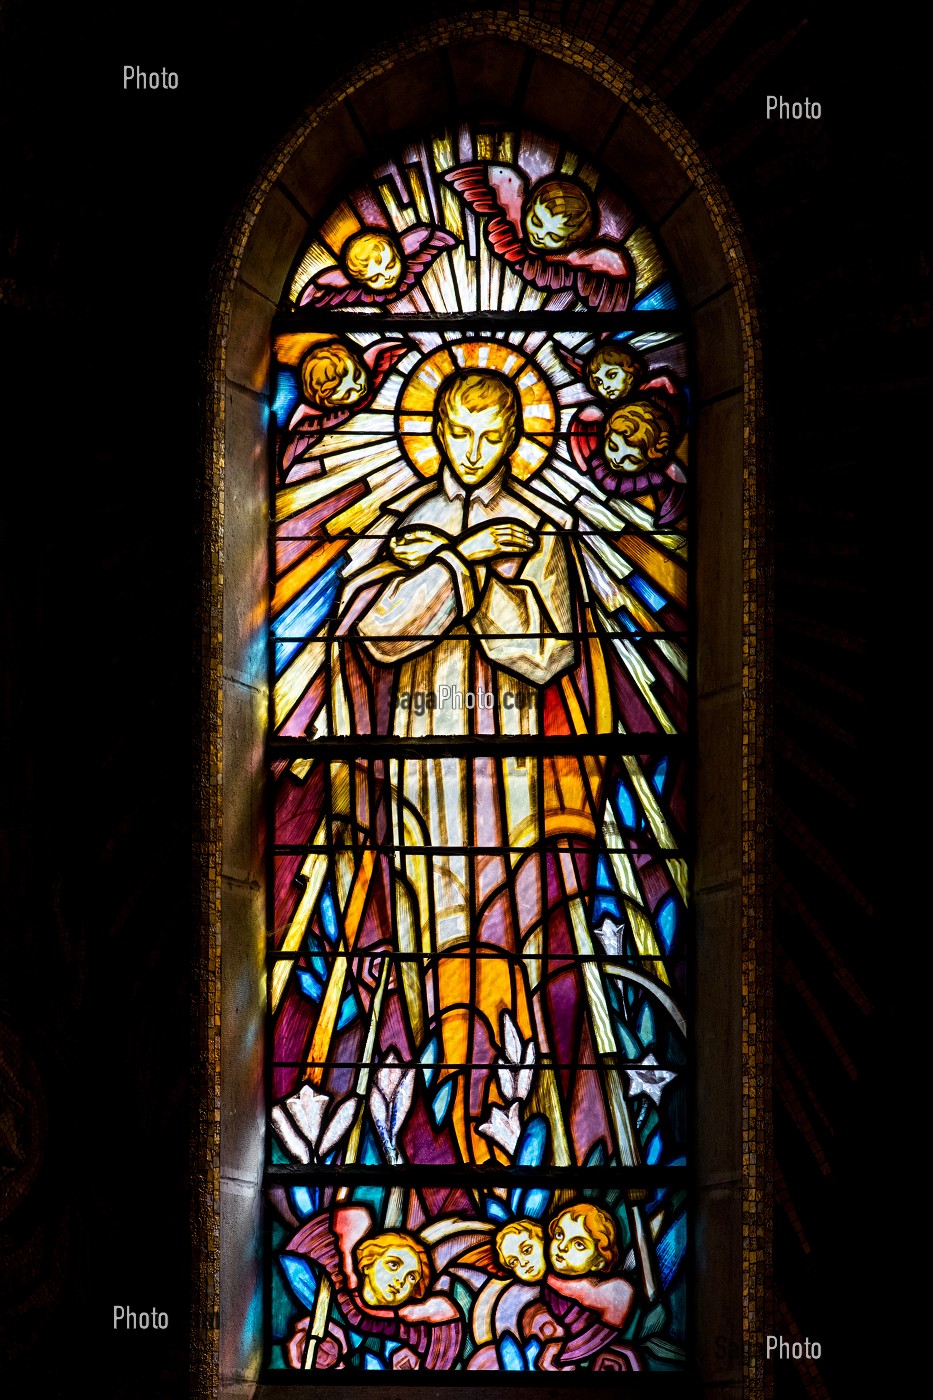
[604,427,647,473]
[361,1244,422,1306]
[590,363,634,402]
[524,199,577,252]
[356,236,403,291]
[437,399,513,485]
[549,1213,601,1275]
[501,1228,546,1282]
[330,360,367,405]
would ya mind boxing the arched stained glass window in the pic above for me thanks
[263,122,691,1377]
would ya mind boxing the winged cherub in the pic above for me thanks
[284,1206,463,1370]
[280,337,410,478]
[443,165,632,311]
[298,225,457,308]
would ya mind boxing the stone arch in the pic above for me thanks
[197,16,768,1398]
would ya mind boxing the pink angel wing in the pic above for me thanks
[640,373,686,433]
[563,243,633,312]
[298,265,369,309]
[280,400,346,475]
[569,404,604,475]
[394,227,458,296]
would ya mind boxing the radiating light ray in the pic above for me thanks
[277,451,414,524]
[273,539,346,615]
[275,640,326,727]
[628,224,667,300]
[612,635,677,734]
[657,638,689,679]
[289,243,337,303]
[271,822,329,1010]
[378,180,415,232]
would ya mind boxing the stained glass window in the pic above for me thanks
[264,123,690,1377]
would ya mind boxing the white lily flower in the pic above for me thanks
[477,1102,522,1156]
[287,1084,330,1147]
[595,916,626,958]
[369,1048,415,1165]
[270,1084,361,1163]
[502,1011,523,1066]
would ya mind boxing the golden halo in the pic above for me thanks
[397,340,557,480]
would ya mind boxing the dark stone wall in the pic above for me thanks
[1,2,920,1395]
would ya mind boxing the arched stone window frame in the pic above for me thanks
[195,16,770,1399]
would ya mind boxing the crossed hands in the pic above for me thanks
[389,523,537,569]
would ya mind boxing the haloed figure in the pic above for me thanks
[356,1231,430,1307]
[548,1203,619,1277]
[343,229,404,292]
[300,341,369,411]
[495,1220,548,1283]
[523,179,595,253]
[388,369,536,571]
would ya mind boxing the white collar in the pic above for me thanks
[441,463,509,504]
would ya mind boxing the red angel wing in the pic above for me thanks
[281,402,359,475]
[453,1239,505,1276]
[569,404,604,475]
[444,163,527,265]
[363,340,411,384]
[555,343,590,378]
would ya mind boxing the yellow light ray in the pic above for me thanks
[615,534,687,607]
[289,243,337,304]
[373,182,406,232]
[271,820,328,1012]
[628,224,667,300]
[319,202,361,256]
[306,850,376,1082]
[272,539,346,617]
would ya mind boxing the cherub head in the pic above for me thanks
[300,341,369,410]
[523,179,595,253]
[586,343,645,404]
[604,400,674,474]
[434,370,521,487]
[495,1219,547,1283]
[548,1203,619,1277]
[343,229,404,292]
[355,1230,430,1308]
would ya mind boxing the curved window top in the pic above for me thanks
[285,123,678,317]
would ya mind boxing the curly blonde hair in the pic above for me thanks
[299,341,367,409]
[605,400,674,463]
[354,1230,430,1301]
[343,230,401,287]
[435,369,521,451]
[548,1202,619,1272]
[525,179,595,248]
